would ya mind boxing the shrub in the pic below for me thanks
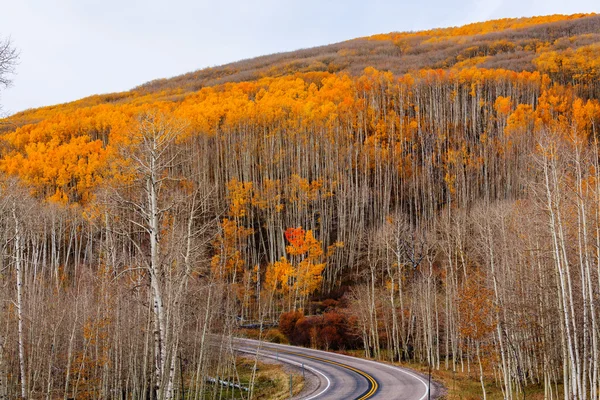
[265,329,287,344]
[279,310,303,339]
[279,309,359,350]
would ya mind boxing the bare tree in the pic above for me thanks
[110,111,199,399]
[0,36,17,89]
[0,35,18,114]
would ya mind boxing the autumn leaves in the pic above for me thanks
[265,228,326,310]
[213,177,330,311]
[0,66,568,206]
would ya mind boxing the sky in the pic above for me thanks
[0,0,598,115]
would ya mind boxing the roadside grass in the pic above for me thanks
[237,358,304,400]
[400,361,559,400]
[201,357,303,399]
[341,349,560,400]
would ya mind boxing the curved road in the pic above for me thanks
[234,338,441,399]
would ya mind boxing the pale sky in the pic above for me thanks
[1,0,598,115]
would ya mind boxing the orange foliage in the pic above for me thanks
[534,43,600,83]
[368,14,594,41]
[458,272,496,341]
[265,257,294,293]
[227,179,253,218]
[494,96,512,116]
[279,309,358,350]
[0,15,598,209]
[265,227,326,300]
[211,218,254,281]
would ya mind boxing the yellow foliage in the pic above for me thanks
[227,179,253,218]
[211,218,254,281]
[265,228,328,299]
[368,14,593,41]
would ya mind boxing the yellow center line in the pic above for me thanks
[264,347,379,399]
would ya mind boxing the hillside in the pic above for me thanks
[5,13,599,126]
[136,13,599,93]
[2,13,600,204]
[1,12,600,399]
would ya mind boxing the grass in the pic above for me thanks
[384,360,561,400]
[201,357,304,399]
[340,349,561,400]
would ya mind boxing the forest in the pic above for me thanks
[1,12,600,400]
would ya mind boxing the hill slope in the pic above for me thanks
[1,12,600,400]
[136,13,599,93]
[4,12,599,125]
[2,13,600,203]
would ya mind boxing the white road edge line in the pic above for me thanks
[243,339,430,400]
[235,347,332,400]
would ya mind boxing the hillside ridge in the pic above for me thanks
[135,13,598,92]
[5,12,598,120]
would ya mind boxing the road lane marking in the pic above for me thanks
[282,347,430,400]
[264,347,378,400]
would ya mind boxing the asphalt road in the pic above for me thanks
[234,338,441,399]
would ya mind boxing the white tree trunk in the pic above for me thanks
[149,171,167,398]
[12,205,27,400]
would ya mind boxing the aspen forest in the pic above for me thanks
[1,12,600,399]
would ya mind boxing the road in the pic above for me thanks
[234,338,441,399]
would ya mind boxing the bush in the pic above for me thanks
[321,298,339,310]
[279,309,359,350]
[265,329,287,344]
[279,310,303,338]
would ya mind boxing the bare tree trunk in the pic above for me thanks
[477,342,487,400]
[149,171,167,398]
[12,205,27,400]
[0,334,6,400]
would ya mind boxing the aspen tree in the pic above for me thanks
[111,111,190,399]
